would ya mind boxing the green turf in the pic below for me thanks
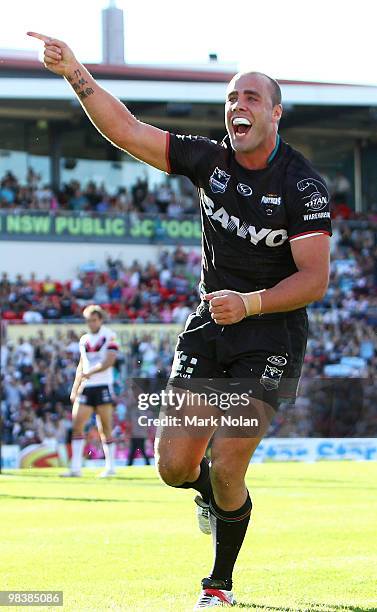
[0,462,376,611]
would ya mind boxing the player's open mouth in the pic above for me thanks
[232,117,252,137]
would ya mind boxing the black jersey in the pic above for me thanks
[167,133,332,299]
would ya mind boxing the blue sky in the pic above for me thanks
[2,0,377,85]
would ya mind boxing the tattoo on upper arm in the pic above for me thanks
[67,69,95,101]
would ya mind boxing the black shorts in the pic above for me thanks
[169,302,308,410]
[78,385,113,408]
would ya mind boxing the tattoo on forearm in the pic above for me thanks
[67,69,95,101]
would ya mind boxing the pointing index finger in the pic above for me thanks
[27,31,52,43]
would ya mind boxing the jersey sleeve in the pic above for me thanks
[286,172,332,242]
[78,336,85,357]
[106,331,119,353]
[166,132,220,186]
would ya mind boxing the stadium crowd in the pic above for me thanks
[1,222,377,448]
[1,167,376,221]
[0,247,200,323]
[0,169,197,217]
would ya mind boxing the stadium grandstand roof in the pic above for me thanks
[2,57,377,105]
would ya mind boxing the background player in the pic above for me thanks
[28,32,331,608]
[62,304,119,478]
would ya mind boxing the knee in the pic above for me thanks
[154,437,199,486]
[156,457,196,487]
[210,458,241,495]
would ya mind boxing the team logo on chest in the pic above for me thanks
[84,337,106,352]
[260,193,282,216]
[209,167,231,194]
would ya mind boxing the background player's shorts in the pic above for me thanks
[169,301,307,411]
[78,385,113,408]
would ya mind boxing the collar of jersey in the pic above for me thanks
[221,133,281,171]
[267,134,280,163]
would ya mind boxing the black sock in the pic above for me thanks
[208,491,252,590]
[173,457,212,504]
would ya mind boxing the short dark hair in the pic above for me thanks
[235,71,282,107]
[252,72,282,107]
[265,75,282,107]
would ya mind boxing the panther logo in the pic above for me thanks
[209,167,231,194]
[260,364,284,391]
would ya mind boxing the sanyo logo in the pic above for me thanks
[202,192,288,247]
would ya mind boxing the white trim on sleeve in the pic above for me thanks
[289,232,326,243]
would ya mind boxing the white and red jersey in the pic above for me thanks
[79,325,119,388]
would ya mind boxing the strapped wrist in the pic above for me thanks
[238,289,266,317]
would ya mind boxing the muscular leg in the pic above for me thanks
[71,401,93,472]
[204,402,266,590]
[210,434,261,510]
[96,403,116,472]
[156,382,271,593]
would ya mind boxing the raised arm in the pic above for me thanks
[27,32,168,171]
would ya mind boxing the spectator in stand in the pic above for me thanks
[167,194,182,218]
[40,297,61,319]
[27,167,41,188]
[23,306,44,323]
[60,288,76,318]
[141,193,159,214]
[155,182,172,213]
[37,412,63,449]
[331,200,353,220]
[0,171,17,205]
[93,279,110,304]
[131,177,148,210]
[332,171,351,202]
[0,272,11,292]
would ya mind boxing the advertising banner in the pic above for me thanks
[3,439,376,470]
[252,437,377,462]
[0,212,201,245]
[6,322,182,345]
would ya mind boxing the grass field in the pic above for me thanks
[0,462,376,612]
